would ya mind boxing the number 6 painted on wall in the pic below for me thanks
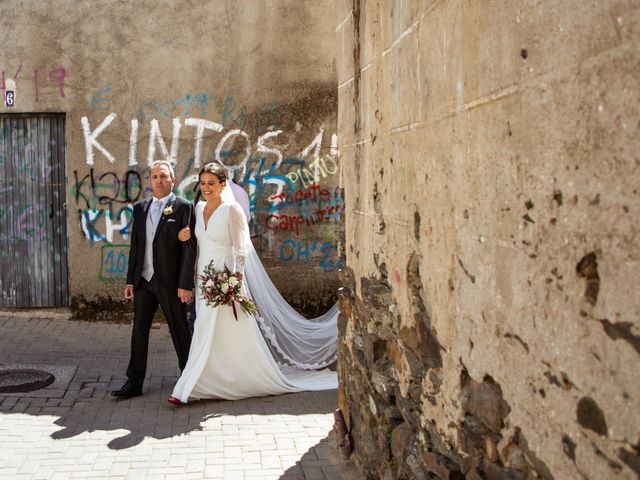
[5,91,15,107]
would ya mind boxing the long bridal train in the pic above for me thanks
[244,249,339,370]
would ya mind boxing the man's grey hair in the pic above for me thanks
[149,160,176,180]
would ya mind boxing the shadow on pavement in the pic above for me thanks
[278,430,356,480]
[44,383,338,450]
[0,315,355,478]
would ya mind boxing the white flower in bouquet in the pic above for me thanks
[228,276,238,286]
[205,279,215,288]
[221,282,229,292]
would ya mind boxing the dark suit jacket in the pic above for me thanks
[126,195,197,292]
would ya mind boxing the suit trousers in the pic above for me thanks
[126,276,192,385]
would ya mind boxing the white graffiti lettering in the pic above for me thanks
[184,117,223,167]
[81,113,117,165]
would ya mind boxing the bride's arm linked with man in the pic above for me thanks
[113,161,338,404]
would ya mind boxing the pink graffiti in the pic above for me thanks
[1,64,68,100]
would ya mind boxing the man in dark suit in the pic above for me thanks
[112,160,196,399]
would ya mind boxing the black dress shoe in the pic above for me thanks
[111,381,143,399]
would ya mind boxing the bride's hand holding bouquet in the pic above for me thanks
[198,261,257,320]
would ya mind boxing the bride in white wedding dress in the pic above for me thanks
[168,163,338,404]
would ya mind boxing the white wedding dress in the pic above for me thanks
[171,200,338,402]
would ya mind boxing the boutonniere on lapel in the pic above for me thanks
[163,204,174,217]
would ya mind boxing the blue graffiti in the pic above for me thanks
[137,92,209,121]
[279,240,343,272]
[80,204,133,243]
[100,244,129,280]
[221,97,283,130]
[90,86,112,111]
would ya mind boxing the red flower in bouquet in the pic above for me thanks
[197,261,257,320]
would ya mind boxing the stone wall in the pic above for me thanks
[0,1,342,317]
[336,1,640,479]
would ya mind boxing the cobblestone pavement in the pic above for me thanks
[0,313,357,480]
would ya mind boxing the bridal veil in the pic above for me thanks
[220,182,339,370]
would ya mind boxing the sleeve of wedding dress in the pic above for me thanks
[228,203,252,274]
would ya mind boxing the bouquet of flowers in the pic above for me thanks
[197,261,258,320]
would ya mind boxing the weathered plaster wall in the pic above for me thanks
[0,0,341,317]
[337,1,639,479]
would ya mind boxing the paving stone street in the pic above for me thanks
[0,313,356,480]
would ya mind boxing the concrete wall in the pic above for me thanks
[336,1,640,479]
[0,0,341,317]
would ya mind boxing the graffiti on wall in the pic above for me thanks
[0,121,59,244]
[1,63,68,101]
[88,88,282,130]
[81,204,133,244]
[99,244,129,280]
[279,240,342,272]
[72,167,140,246]
[0,202,51,243]
[0,120,57,183]
[76,93,341,278]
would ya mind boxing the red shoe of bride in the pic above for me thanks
[167,396,186,406]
